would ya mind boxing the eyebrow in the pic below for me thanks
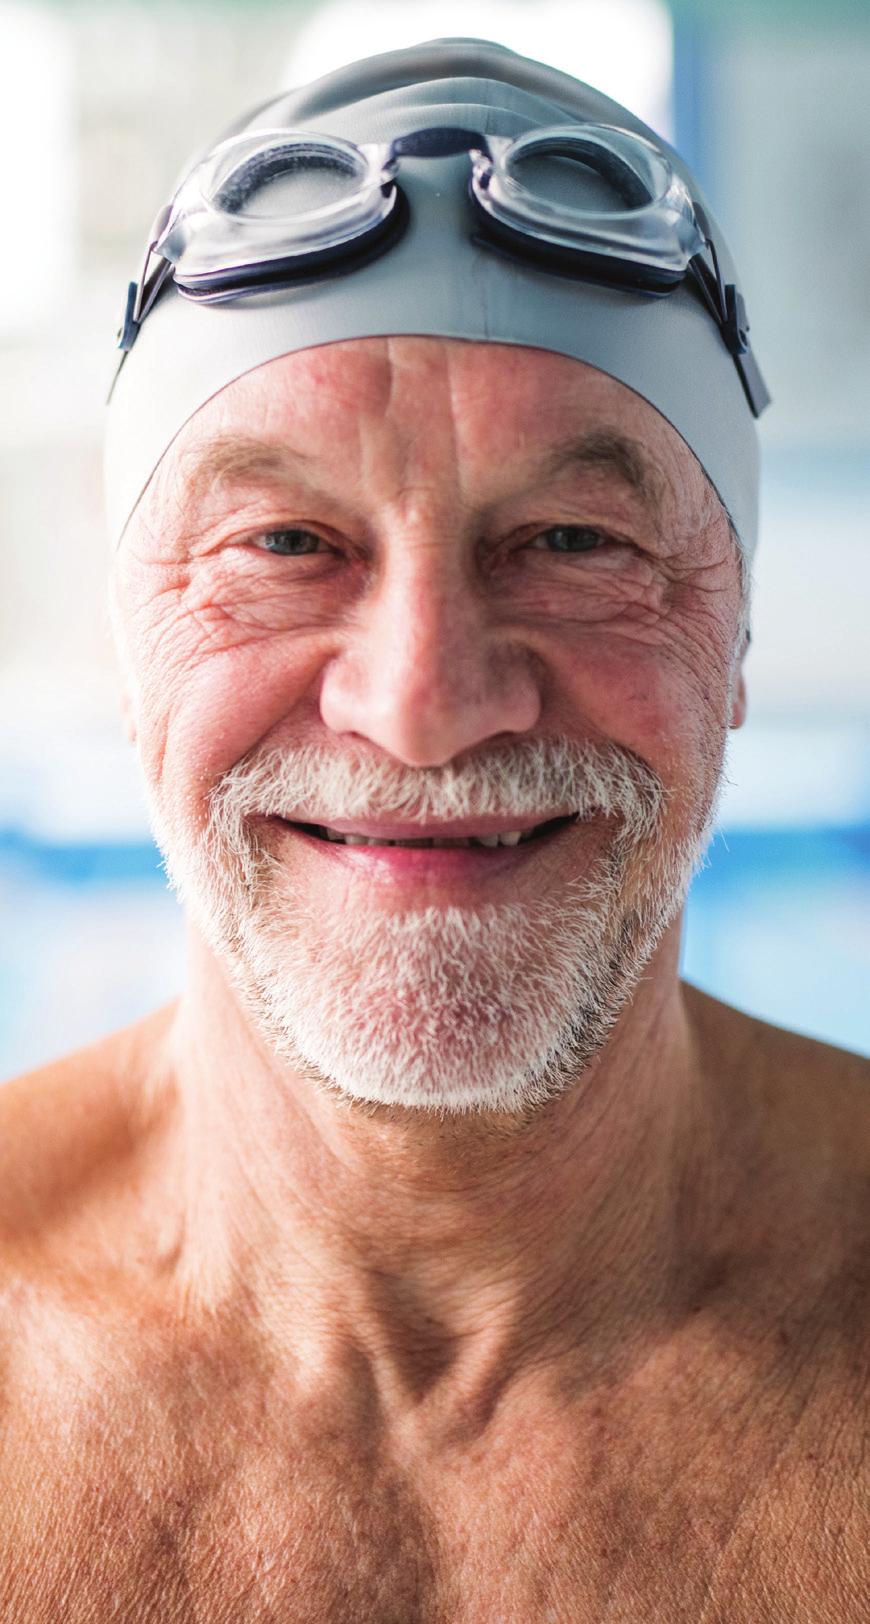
[540,430,665,526]
[177,427,664,524]
[177,434,316,514]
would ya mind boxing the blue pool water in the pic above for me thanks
[1,824,868,1081]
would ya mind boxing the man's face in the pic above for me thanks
[110,337,746,1116]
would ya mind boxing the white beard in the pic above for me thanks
[148,734,726,1118]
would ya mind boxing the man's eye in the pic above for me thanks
[250,525,612,558]
[256,528,326,556]
[527,525,609,554]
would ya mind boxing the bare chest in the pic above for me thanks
[1,1362,863,1624]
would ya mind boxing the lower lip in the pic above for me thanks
[273,818,579,882]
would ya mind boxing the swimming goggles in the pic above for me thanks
[117,122,770,417]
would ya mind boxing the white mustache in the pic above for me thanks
[208,736,668,850]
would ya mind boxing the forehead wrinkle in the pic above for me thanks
[165,405,679,546]
[378,335,464,505]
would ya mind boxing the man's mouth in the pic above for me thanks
[289,814,577,849]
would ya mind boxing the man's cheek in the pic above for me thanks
[661,611,741,736]
[554,630,704,757]
[606,592,737,736]
[135,650,286,839]
[144,592,279,678]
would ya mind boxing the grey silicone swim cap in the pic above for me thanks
[103,37,767,560]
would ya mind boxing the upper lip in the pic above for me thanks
[292,812,575,838]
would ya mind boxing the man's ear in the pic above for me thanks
[729,633,749,730]
[120,686,138,747]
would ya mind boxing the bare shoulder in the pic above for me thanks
[0,1009,202,1621]
[681,980,870,1307]
[0,1002,180,1289]
[0,1005,183,1506]
[679,985,869,1606]
[682,977,870,1149]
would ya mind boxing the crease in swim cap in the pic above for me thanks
[104,38,765,565]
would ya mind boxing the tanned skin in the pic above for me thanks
[0,340,867,1622]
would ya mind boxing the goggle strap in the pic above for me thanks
[692,203,736,332]
[735,347,772,418]
[118,258,173,355]
[689,218,771,415]
[116,281,139,355]
[699,237,729,329]
[706,250,772,416]
[131,204,174,325]
[137,258,175,328]
[118,203,175,354]
[688,256,724,328]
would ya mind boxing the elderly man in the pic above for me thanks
[1,38,867,1623]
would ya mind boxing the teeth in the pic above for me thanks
[323,828,531,848]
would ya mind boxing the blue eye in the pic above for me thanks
[259,528,324,555]
[532,526,607,553]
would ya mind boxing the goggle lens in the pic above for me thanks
[157,129,392,275]
[214,143,367,220]
[472,126,704,279]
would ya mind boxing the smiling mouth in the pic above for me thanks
[287,814,577,849]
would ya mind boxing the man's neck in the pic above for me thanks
[154,924,716,1432]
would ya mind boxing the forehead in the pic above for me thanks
[179,337,676,455]
[150,336,713,533]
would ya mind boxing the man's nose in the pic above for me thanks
[317,537,542,767]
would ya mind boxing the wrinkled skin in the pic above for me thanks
[114,340,746,834]
[110,338,747,1123]
[0,340,867,1624]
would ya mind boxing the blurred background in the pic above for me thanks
[1,0,868,1080]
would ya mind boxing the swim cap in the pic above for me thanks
[103,37,768,561]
